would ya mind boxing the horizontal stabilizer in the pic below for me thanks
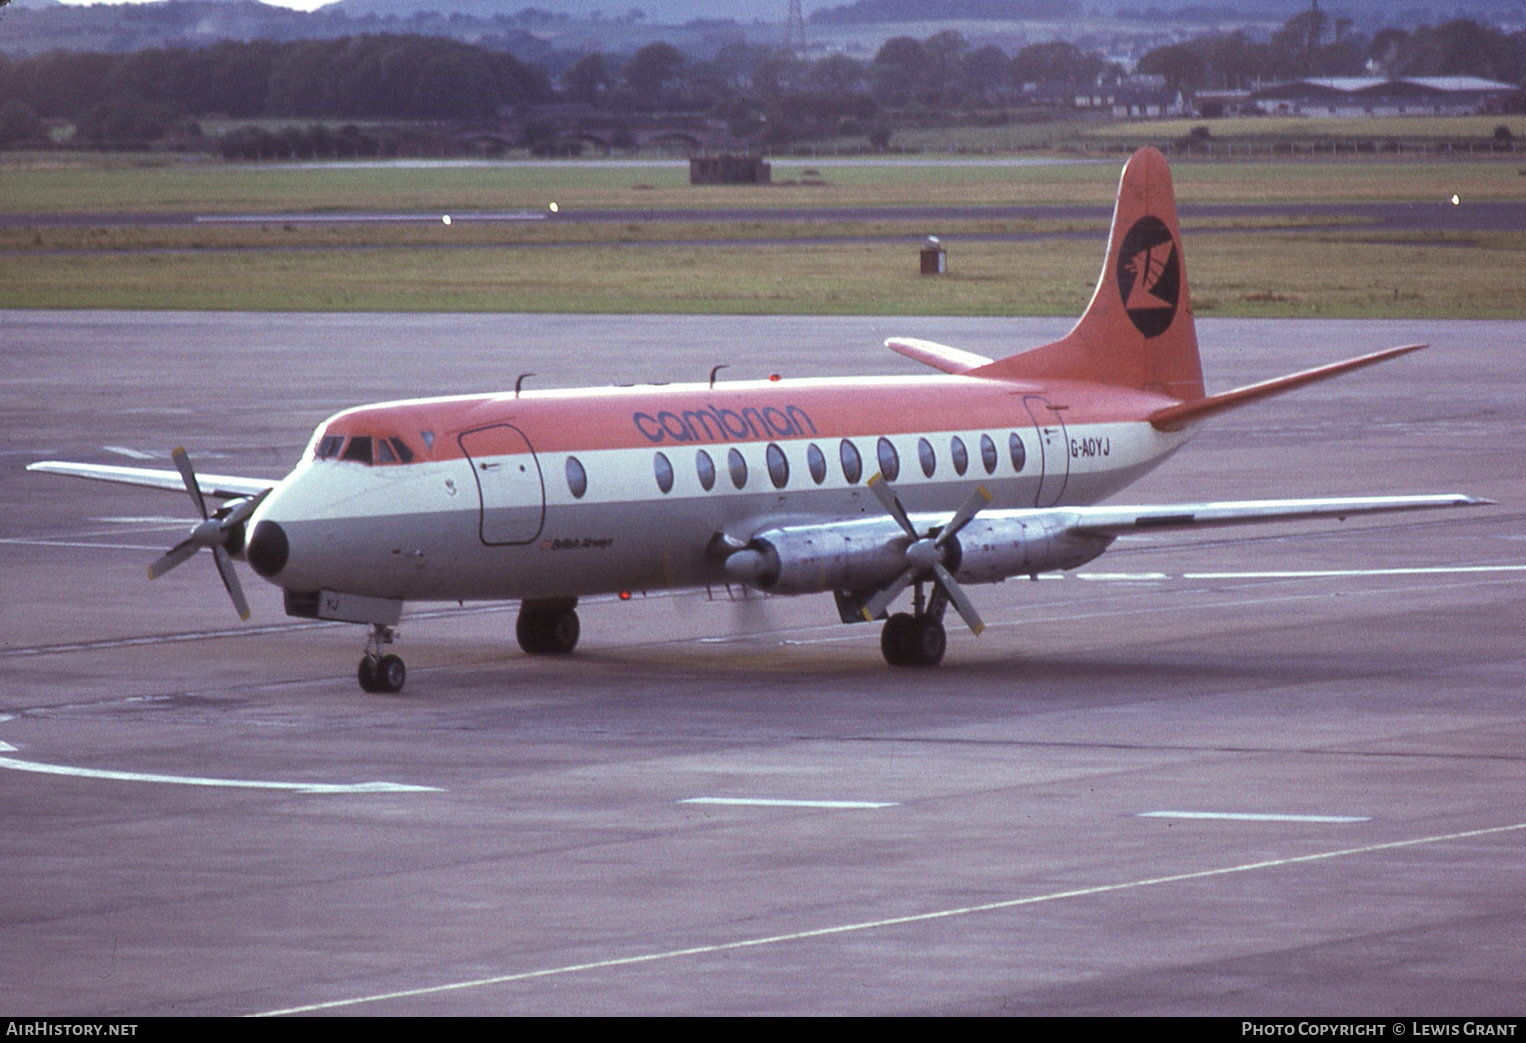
[1063,493,1491,536]
[1148,343,1428,431]
[885,337,994,375]
[27,461,273,501]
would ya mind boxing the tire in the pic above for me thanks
[357,656,381,692]
[880,612,918,667]
[907,617,946,667]
[376,654,407,693]
[518,607,580,655]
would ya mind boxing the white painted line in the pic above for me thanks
[0,741,15,753]
[0,538,170,551]
[1184,564,1526,579]
[1077,572,1170,581]
[1139,811,1371,823]
[102,445,157,460]
[249,820,1526,1016]
[681,797,899,809]
[196,211,546,224]
[0,753,440,793]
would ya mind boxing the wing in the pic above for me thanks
[26,461,274,501]
[1056,494,1491,536]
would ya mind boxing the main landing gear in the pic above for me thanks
[879,581,949,668]
[516,598,580,655]
[357,623,406,693]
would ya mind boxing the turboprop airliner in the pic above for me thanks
[29,148,1488,692]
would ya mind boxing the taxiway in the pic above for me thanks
[3,313,1523,1015]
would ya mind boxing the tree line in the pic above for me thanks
[1135,12,1526,91]
[1,13,1523,151]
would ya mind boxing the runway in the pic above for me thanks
[3,312,1524,1016]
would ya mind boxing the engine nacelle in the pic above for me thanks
[724,513,1113,597]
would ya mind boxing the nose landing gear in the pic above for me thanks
[357,624,406,693]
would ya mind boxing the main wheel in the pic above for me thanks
[517,606,580,655]
[907,617,946,667]
[880,612,918,667]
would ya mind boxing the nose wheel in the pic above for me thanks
[357,624,406,693]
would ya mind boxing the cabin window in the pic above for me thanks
[980,434,998,475]
[315,435,344,460]
[728,448,748,489]
[950,436,968,476]
[766,443,790,489]
[917,437,936,478]
[566,456,588,499]
[1009,432,1027,472]
[876,437,900,482]
[839,440,862,485]
[806,443,827,485]
[695,449,716,491]
[654,451,674,494]
[342,436,373,465]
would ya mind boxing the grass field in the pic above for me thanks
[4,152,1524,214]
[5,228,1520,318]
[3,148,1523,316]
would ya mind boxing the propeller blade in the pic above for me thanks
[148,538,200,580]
[219,488,269,531]
[171,447,210,521]
[212,546,251,621]
[150,449,259,620]
[866,473,917,539]
[860,566,916,621]
[932,563,985,636]
[938,484,993,545]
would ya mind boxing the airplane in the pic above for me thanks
[28,147,1489,693]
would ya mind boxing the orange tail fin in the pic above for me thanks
[969,147,1205,402]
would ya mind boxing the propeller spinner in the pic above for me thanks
[147,448,268,620]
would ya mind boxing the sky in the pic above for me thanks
[42,0,779,17]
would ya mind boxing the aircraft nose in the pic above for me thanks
[246,519,289,578]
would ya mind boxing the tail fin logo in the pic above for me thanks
[1116,216,1181,338]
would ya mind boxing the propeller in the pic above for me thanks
[147,448,268,621]
[858,474,992,635]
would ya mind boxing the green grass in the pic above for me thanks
[4,151,1524,215]
[3,147,1522,317]
[4,228,1520,318]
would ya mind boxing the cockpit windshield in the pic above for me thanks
[314,432,416,465]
